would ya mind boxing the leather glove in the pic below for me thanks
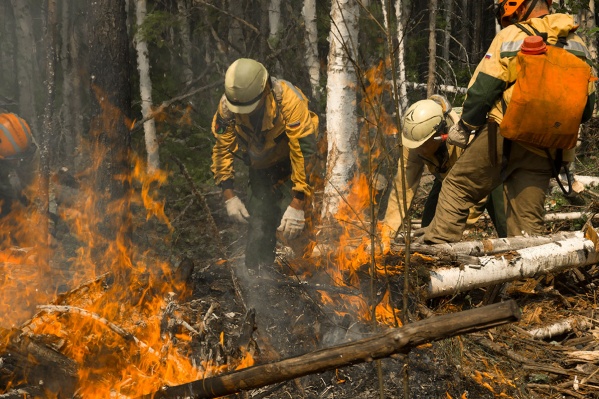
[446,121,471,149]
[277,206,305,239]
[225,196,250,224]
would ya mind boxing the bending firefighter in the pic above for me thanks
[211,58,318,270]
[422,0,596,244]
[382,95,506,245]
[0,113,38,217]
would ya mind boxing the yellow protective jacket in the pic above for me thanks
[211,78,318,197]
[461,13,596,161]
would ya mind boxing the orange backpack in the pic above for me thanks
[499,25,594,149]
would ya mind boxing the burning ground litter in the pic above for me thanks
[2,151,599,398]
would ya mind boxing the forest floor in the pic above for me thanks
[153,150,599,399]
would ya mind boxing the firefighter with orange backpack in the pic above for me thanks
[421,0,596,244]
[0,113,38,217]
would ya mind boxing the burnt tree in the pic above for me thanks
[87,0,133,276]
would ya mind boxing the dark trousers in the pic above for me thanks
[245,163,294,268]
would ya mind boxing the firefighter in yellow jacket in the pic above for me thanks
[422,0,596,244]
[382,95,506,244]
[211,58,318,270]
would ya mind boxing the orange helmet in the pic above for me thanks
[495,0,552,28]
[0,113,34,159]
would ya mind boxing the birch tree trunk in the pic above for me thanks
[427,237,599,298]
[268,0,281,49]
[177,0,193,86]
[134,0,160,173]
[10,0,40,135]
[395,0,408,113]
[302,0,320,101]
[426,0,437,97]
[322,0,360,219]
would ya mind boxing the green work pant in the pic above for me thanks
[423,124,552,244]
[245,163,294,269]
[421,177,507,238]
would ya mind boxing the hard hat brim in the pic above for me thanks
[402,131,435,149]
[225,96,262,114]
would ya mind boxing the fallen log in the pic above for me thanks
[427,237,599,298]
[527,317,593,340]
[400,231,583,257]
[141,300,520,399]
[544,212,599,222]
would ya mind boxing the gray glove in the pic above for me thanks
[446,121,471,149]
[277,206,305,239]
[225,196,250,224]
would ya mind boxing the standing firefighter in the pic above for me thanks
[422,0,596,244]
[0,113,38,217]
[211,58,318,271]
[381,95,506,246]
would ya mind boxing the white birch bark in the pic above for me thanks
[427,237,599,298]
[268,0,281,49]
[322,0,360,219]
[420,231,584,256]
[134,0,160,173]
[528,317,593,340]
[395,0,408,113]
[302,0,320,101]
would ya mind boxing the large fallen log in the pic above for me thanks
[401,231,583,257]
[141,300,520,399]
[427,237,599,298]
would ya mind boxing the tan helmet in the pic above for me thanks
[402,99,444,149]
[224,58,269,114]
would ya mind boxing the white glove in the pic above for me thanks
[277,206,305,239]
[446,121,471,149]
[225,196,250,224]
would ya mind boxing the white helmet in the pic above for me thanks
[402,99,445,149]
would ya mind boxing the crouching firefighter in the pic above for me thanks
[422,0,596,244]
[211,58,318,271]
[381,95,506,248]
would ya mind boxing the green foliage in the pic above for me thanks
[136,10,179,48]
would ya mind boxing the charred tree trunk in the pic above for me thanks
[10,0,40,135]
[87,0,133,276]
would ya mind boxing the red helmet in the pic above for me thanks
[0,113,34,159]
[495,0,552,28]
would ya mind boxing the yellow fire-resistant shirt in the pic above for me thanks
[211,78,318,197]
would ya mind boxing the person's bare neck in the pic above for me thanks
[527,8,549,19]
